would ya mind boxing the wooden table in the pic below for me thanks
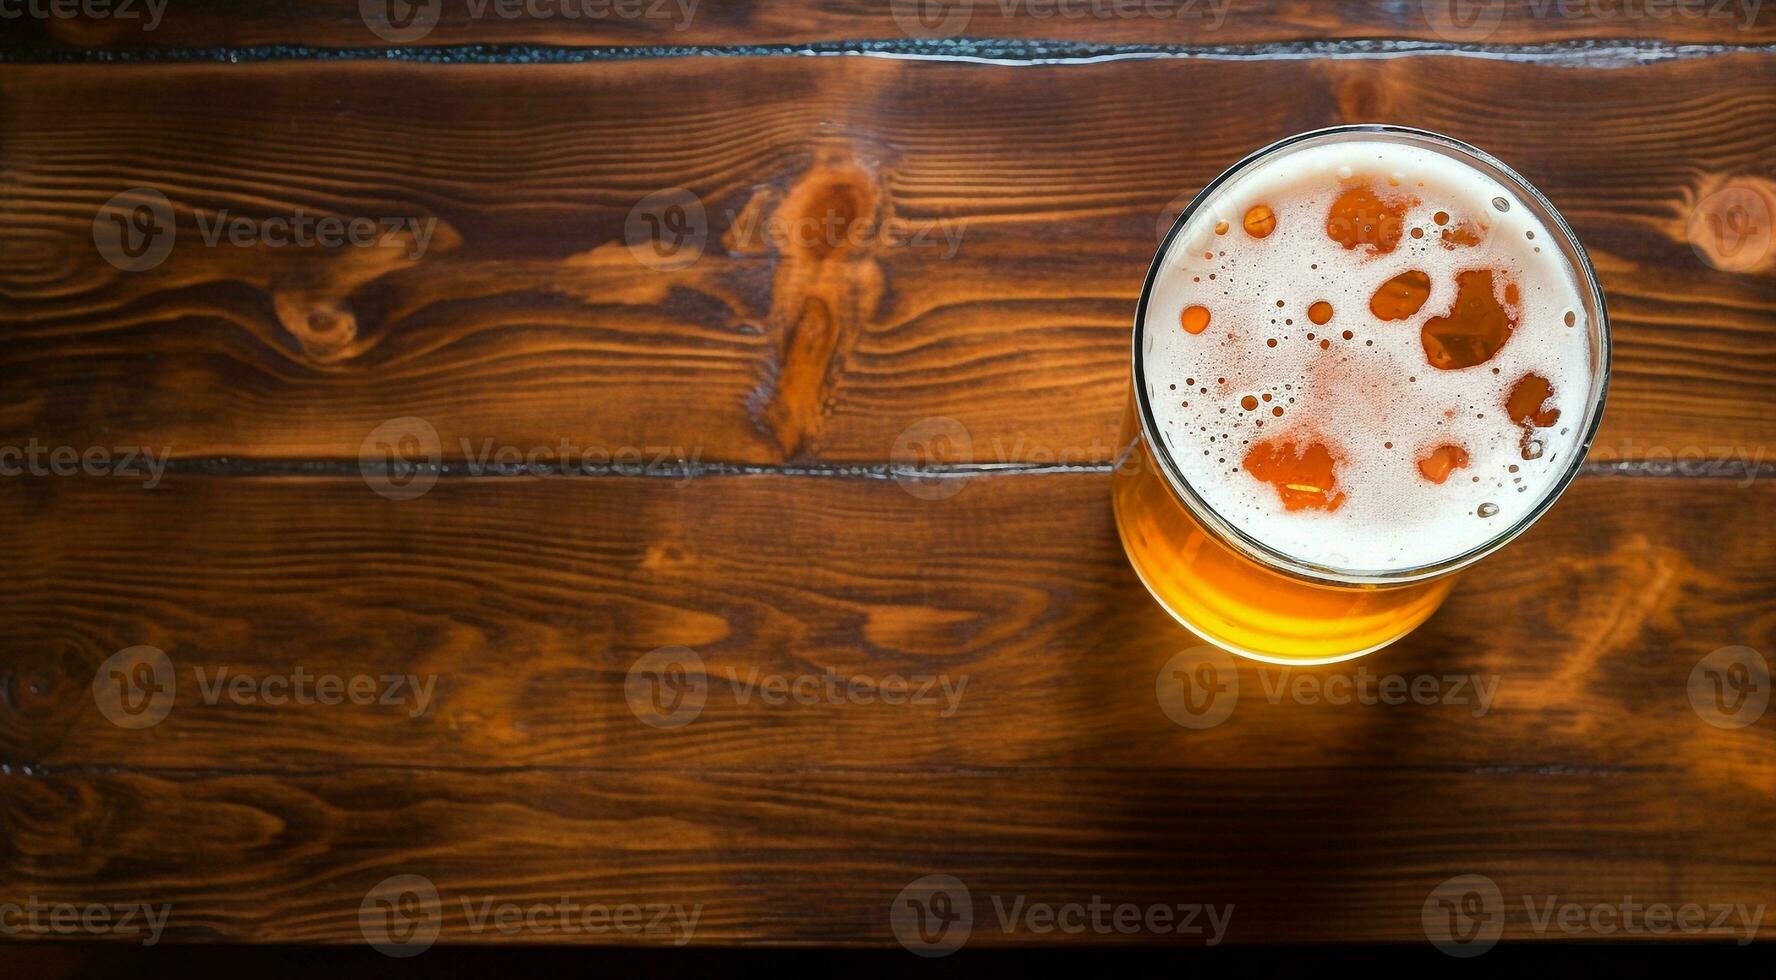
[3,0,1773,956]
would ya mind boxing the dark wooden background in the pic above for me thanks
[2,0,1773,952]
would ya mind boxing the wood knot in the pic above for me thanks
[264,217,455,364]
[757,152,884,261]
[275,297,359,362]
[747,148,889,459]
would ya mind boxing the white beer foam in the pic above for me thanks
[1145,139,1594,573]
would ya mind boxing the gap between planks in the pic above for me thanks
[136,458,1776,482]
[1,38,1774,66]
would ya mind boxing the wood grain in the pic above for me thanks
[3,54,1773,467]
[5,9,1775,952]
[4,765,1772,945]
[3,472,1770,780]
[4,0,1773,50]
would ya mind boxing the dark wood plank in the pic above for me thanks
[18,945,1708,971]
[5,0,1773,49]
[3,472,1771,773]
[4,765,1772,944]
[4,55,1773,466]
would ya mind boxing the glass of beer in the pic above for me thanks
[1115,125,1610,664]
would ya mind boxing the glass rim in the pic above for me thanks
[1132,124,1612,587]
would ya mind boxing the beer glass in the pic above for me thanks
[1114,125,1610,664]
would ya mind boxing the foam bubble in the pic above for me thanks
[1145,139,1594,573]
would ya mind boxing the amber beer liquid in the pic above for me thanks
[1115,127,1610,664]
